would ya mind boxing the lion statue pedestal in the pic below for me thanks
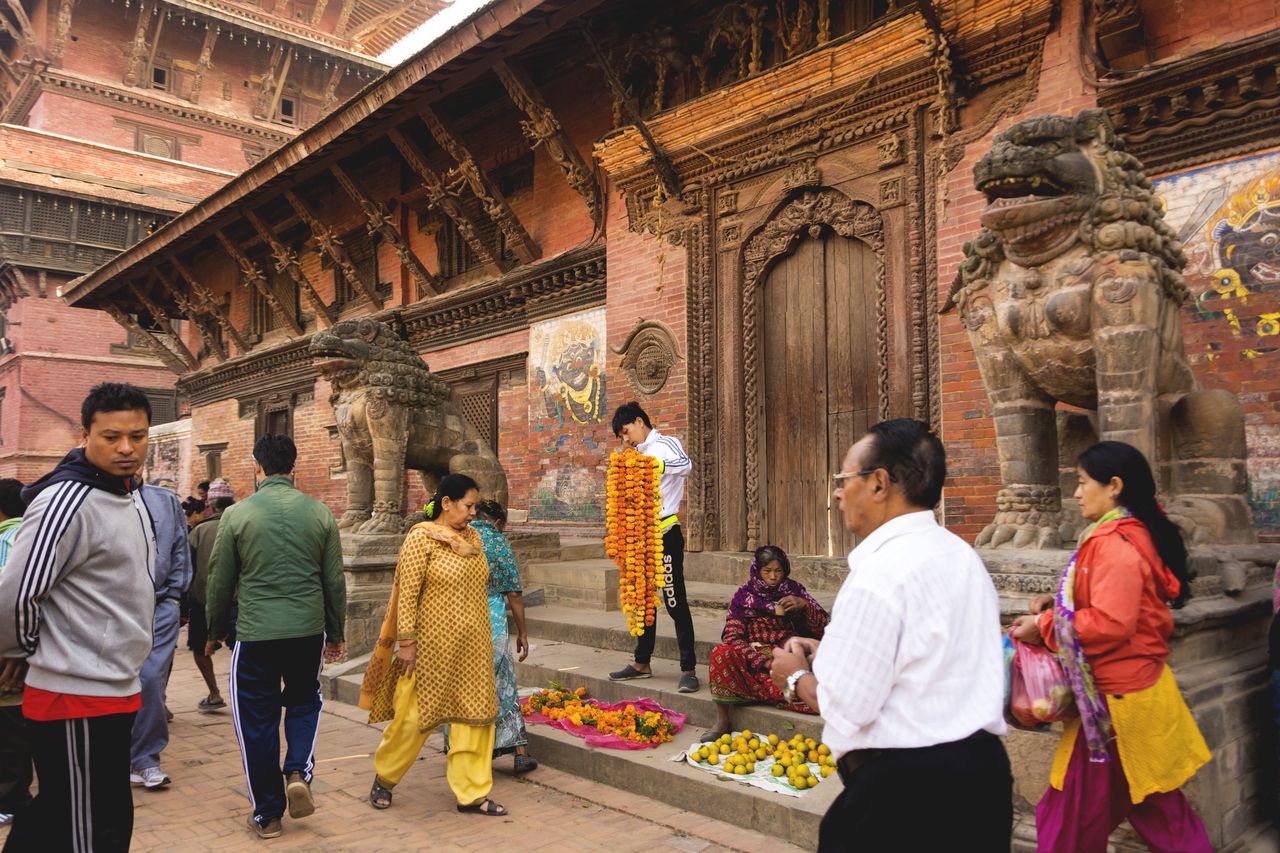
[947,110,1279,849]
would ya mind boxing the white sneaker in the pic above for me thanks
[132,767,171,789]
[0,813,12,826]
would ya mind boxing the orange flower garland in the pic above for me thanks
[520,687,676,746]
[605,448,664,637]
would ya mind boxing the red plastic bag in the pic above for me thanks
[1007,633,1077,728]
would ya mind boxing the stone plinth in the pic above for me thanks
[985,544,1280,851]
[340,528,564,657]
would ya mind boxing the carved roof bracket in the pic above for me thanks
[244,208,336,328]
[283,189,383,310]
[100,299,189,375]
[153,266,226,362]
[418,106,540,265]
[126,280,199,370]
[214,229,304,337]
[51,0,78,64]
[330,164,440,298]
[170,256,252,355]
[493,59,603,229]
[123,0,153,88]
[188,26,217,104]
[385,126,509,274]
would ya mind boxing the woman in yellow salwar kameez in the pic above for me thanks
[359,474,506,816]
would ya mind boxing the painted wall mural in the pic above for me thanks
[1156,149,1280,534]
[527,307,608,522]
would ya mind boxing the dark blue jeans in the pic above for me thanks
[230,634,324,822]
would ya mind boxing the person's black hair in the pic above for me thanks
[862,419,947,510]
[754,544,790,577]
[476,499,507,524]
[181,496,206,516]
[424,474,480,520]
[0,478,26,519]
[253,434,297,476]
[197,481,210,492]
[1078,440,1192,607]
[81,382,151,430]
[212,496,235,512]
[611,402,652,437]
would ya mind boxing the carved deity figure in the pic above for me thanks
[310,319,509,534]
[944,109,1254,548]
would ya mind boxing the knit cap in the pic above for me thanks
[207,479,234,500]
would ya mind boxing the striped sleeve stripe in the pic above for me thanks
[656,436,690,466]
[15,482,91,654]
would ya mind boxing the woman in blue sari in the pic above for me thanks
[471,500,537,773]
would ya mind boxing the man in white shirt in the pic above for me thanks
[607,402,699,693]
[769,419,1011,851]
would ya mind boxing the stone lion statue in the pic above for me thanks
[943,109,1254,548]
[309,318,509,534]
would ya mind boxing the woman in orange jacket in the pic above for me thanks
[1012,440,1212,853]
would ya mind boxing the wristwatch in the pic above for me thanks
[783,668,812,703]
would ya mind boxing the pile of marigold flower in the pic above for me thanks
[520,686,675,746]
[605,448,664,637]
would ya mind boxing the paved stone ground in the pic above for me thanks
[1,632,808,853]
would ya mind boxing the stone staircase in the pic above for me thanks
[324,535,843,850]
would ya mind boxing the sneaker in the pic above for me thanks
[514,754,539,774]
[677,673,700,693]
[285,772,315,819]
[0,813,12,827]
[134,767,171,789]
[608,664,653,681]
[247,814,282,839]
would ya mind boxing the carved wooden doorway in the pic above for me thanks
[762,232,877,557]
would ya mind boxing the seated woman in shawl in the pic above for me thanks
[701,545,829,741]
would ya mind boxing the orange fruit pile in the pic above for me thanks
[605,448,664,637]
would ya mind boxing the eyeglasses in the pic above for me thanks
[831,468,896,488]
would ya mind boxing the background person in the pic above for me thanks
[0,479,29,827]
[131,481,192,790]
[769,419,1011,852]
[1011,440,1212,852]
[188,479,234,712]
[361,474,505,817]
[702,544,829,741]
[205,435,346,839]
[607,402,699,693]
[0,383,157,852]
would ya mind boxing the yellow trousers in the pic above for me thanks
[372,674,496,806]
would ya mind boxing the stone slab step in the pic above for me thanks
[522,711,838,850]
[522,558,619,611]
[686,551,850,593]
[515,637,826,740]
[558,536,606,560]
[523,603,726,664]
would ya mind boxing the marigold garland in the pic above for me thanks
[520,687,675,746]
[605,448,664,637]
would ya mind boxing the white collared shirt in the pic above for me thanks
[634,428,691,519]
[812,510,1007,759]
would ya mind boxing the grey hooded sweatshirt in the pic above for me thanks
[0,448,156,697]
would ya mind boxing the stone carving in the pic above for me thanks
[876,132,904,167]
[310,319,509,534]
[613,319,683,396]
[943,109,1255,548]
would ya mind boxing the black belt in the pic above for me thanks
[836,730,995,785]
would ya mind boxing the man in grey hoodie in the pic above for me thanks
[0,383,157,852]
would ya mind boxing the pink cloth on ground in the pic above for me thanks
[523,696,687,750]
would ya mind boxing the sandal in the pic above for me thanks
[369,779,393,810]
[457,798,507,817]
[197,696,226,712]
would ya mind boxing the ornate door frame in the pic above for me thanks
[738,187,888,549]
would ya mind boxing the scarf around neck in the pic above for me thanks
[727,548,819,620]
[1055,505,1129,763]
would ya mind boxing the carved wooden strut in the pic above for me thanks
[493,60,603,228]
[214,230,304,336]
[419,106,540,264]
[169,257,252,354]
[153,266,227,361]
[330,165,439,297]
[100,300,189,375]
[244,209,336,328]
[126,280,199,370]
[283,189,383,308]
